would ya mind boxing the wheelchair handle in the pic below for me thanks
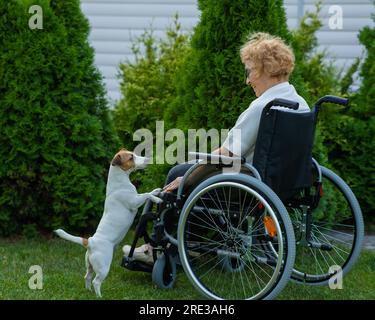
[313,95,349,127]
[264,98,299,112]
[314,95,349,108]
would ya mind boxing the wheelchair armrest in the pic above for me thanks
[188,152,246,165]
[264,98,299,112]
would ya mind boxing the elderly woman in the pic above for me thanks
[123,32,310,264]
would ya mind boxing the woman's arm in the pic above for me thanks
[163,147,236,192]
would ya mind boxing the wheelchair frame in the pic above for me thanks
[121,95,364,300]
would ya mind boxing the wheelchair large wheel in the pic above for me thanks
[177,174,296,300]
[289,166,364,285]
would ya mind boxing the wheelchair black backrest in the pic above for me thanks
[253,99,315,201]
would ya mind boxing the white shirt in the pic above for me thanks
[222,82,310,164]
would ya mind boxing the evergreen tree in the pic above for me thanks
[0,0,119,236]
[330,5,375,219]
[356,6,375,119]
[114,17,190,192]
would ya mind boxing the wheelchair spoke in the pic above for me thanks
[241,257,259,297]
[243,251,273,284]
[230,264,239,300]
[192,202,228,239]
[189,243,227,263]
[195,255,223,276]
[312,225,354,250]
[240,261,261,296]
[187,238,227,254]
[185,229,225,247]
[236,202,258,230]
[188,214,229,236]
[309,243,326,275]
[213,188,226,214]
[206,188,234,238]
[312,227,349,260]
[237,257,248,298]
[315,221,355,230]
[210,256,228,296]
[311,233,336,268]
[221,186,237,239]
[313,224,355,238]
[199,254,227,280]
[238,246,268,294]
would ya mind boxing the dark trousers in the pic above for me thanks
[164,163,195,186]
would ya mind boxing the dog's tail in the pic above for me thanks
[54,229,88,247]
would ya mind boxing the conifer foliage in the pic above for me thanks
[0,0,119,236]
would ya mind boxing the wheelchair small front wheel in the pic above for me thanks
[152,253,177,289]
[177,174,296,300]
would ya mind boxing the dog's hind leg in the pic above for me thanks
[90,248,113,298]
[84,251,94,291]
[92,271,108,298]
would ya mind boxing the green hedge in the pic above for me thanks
[0,0,119,236]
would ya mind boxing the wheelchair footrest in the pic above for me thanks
[121,256,153,273]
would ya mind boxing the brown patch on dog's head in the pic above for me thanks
[111,148,135,171]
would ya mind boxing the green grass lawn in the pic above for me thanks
[0,234,374,300]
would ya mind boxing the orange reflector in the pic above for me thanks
[263,216,277,237]
[319,185,324,197]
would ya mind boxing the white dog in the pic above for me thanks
[54,149,162,297]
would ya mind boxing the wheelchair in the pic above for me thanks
[121,96,364,300]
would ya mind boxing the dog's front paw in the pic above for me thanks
[151,195,163,204]
[151,188,162,196]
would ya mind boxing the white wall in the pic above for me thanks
[81,0,199,103]
[80,0,374,104]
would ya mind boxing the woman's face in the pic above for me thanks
[245,62,266,97]
[245,61,288,97]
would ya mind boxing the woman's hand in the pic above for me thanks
[163,176,183,193]
[212,146,234,157]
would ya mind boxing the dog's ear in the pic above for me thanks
[111,153,122,166]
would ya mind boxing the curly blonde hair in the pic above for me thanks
[240,32,295,79]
